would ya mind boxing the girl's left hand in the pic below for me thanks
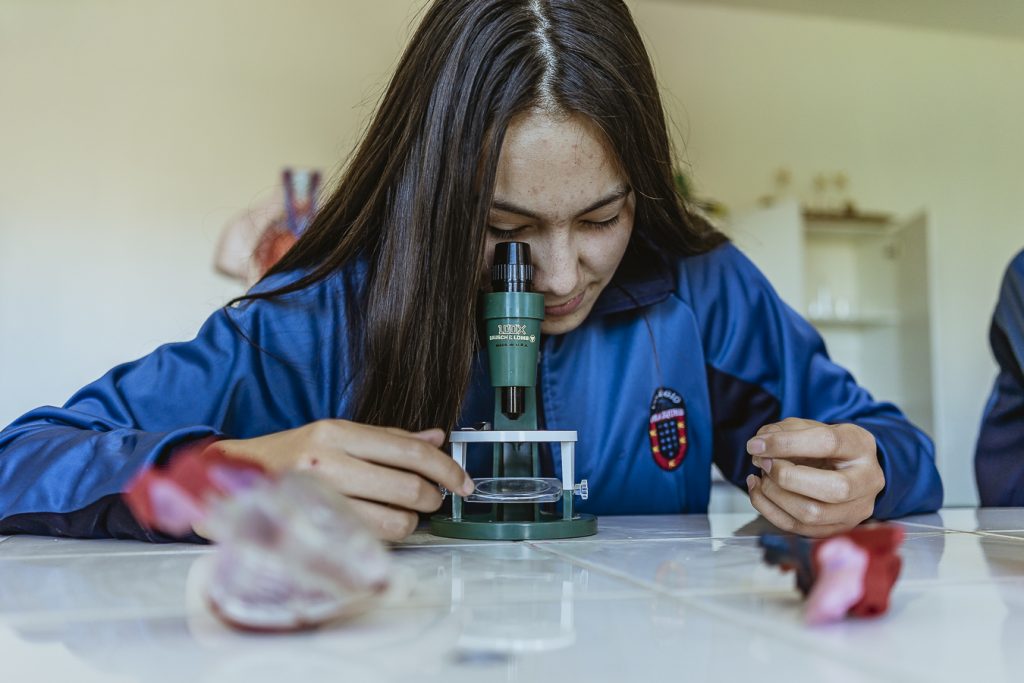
[744,418,885,537]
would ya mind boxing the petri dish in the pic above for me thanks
[464,477,564,503]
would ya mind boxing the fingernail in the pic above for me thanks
[746,474,756,491]
[761,457,773,474]
[747,438,766,455]
[460,476,475,497]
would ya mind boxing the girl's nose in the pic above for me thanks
[531,231,579,298]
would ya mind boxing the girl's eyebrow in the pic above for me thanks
[491,185,631,220]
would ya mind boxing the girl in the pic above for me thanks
[0,0,942,542]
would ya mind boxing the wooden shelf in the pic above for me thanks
[808,313,899,329]
[803,209,895,238]
[802,209,891,224]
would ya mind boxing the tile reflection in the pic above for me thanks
[0,552,197,618]
[444,545,579,655]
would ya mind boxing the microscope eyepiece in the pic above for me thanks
[488,242,538,421]
[491,242,534,293]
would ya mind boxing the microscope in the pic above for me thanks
[430,242,597,540]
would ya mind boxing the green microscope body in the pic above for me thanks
[430,242,597,540]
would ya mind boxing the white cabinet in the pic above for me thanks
[728,199,935,436]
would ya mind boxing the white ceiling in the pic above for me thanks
[667,0,1024,42]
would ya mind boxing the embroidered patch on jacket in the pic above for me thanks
[649,387,688,471]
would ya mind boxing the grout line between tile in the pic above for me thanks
[403,522,950,548]
[1,605,190,629]
[898,575,1024,588]
[395,541,514,549]
[900,526,1024,543]
[967,530,1024,542]
[529,534,758,544]
[0,547,211,561]
[898,521,1024,537]
[895,521,949,530]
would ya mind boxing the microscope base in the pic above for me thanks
[429,512,597,540]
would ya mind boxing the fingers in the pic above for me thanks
[307,420,473,496]
[747,475,856,538]
[754,457,853,504]
[312,455,444,513]
[345,498,419,542]
[748,422,875,463]
[756,468,872,528]
[747,474,798,532]
[749,421,885,506]
[747,422,881,534]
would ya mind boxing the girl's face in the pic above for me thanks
[485,112,635,335]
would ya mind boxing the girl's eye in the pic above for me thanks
[488,214,622,236]
[487,225,525,237]
[583,214,621,230]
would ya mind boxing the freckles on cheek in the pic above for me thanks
[594,227,633,283]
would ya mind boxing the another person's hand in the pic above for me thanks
[215,420,473,541]
[744,418,884,537]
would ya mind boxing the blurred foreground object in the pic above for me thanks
[759,525,905,624]
[215,168,322,286]
[124,441,391,631]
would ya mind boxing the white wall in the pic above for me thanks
[2,0,1020,506]
[0,0,425,421]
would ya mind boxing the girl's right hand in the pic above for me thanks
[214,420,474,541]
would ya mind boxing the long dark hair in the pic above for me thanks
[240,0,726,432]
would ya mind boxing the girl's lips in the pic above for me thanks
[544,291,585,317]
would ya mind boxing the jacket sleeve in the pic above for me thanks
[686,244,942,519]
[975,251,1024,506]
[0,272,351,540]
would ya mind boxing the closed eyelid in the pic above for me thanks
[489,201,626,227]
[490,185,632,224]
[487,209,533,226]
[581,208,621,222]
[487,219,532,232]
[580,200,628,223]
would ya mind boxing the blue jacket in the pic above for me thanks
[976,250,1024,505]
[0,243,943,539]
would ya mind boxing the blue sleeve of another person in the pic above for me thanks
[976,250,1024,506]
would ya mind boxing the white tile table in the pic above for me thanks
[1,510,1021,683]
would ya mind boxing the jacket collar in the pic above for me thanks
[590,240,676,316]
